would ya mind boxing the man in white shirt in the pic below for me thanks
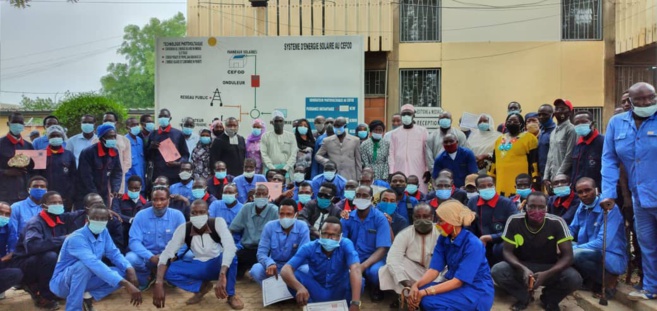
[182,117,200,154]
[260,111,298,176]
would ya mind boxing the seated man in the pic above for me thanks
[295,181,314,212]
[510,174,533,211]
[112,176,149,248]
[126,187,186,289]
[426,176,469,211]
[547,174,581,225]
[206,161,234,200]
[291,164,311,201]
[150,176,190,219]
[570,178,627,298]
[10,175,48,237]
[152,199,243,309]
[462,173,480,202]
[229,184,279,278]
[492,192,582,311]
[467,174,517,266]
[169,161,195,209]
[298,182,342,240]
[311,161,347,199]
[0,201,22,300]
[405,175,425,202]
[209,183,243,226]
[379,203,439,303]
[73,193,125,253]
[336,180,359,211]
[376,189,409,237]
[342,185,392,302]
[389,172,419,223]
[249,198,310,286]
[233,158,267,204]
[191,177,217,206]
[49,204,142,311]
[280,216,363,307]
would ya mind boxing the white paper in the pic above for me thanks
[460,112,481,129]
[262,276,293,306]
[303,300,349,311]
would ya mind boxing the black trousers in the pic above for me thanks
[236,247,258,278]
[9,251,58,300]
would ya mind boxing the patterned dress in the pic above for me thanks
[360,137,390,181]
[245,140,263,173]
[192,142,211,179]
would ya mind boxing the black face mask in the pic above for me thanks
[213,130,224,137]
[506,124,521,133]
[392,186,405,196]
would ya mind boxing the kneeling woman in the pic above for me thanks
[408,200,494,311]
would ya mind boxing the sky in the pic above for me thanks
[0,0,187,105]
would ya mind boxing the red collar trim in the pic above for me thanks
[213,176,228,186]
[344,200,353,212]
[429,198,439,209]
[7,134,24,146]
[202,192,210,201]
[158,125,171,134]
[477,193,500,207]
[47,146,63,156]
[577,129,600,145]
[297,202,304,212]
[39,210,64,228]
[405,191,421,200]
[554,191,576,209]
[97,143,117,157]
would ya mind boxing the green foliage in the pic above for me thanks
[53,92,127,136]
[19,95,58,110]
[101,12,186,108]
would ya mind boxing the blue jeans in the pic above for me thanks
[573,248,603,283]
[49,262,124,311]
[634,202,657,293]
[165,255,237,295]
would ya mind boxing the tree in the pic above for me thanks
[9,0,76,8]
[101,12,186,108]
[19,95,58,110]
[53,92,127,136]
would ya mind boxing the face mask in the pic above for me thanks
[414,219,433,234]
[583,196,600,209]
[633,103,657,118]
[477,123,490,131]
[506,124,521,133]
[182,127,194,136]
[48,137,63,147]
[293,172,305,183]
[444,143,458,153]
[478,188,496,201]
[357,131,368,139]
[279,217,296,229]
[81,123,95,134]
[190,214,209,229]
[297,126,308,135]
[372,133,383,140]
[30,188,47,200]
[392,186,405,196]
[401,115,413,126]
[508,110,520,115]
[213,130,224,137]
[439,118,452,129]
[315,124,325,132]
[128,191,140,200]
[103,139,117,149]
[405,184,418,195]
[225,128,237,137]
[317,198,332,209]
[436,189,452,200]
[553,186,571,197]
[243,171,255,178]
[318,237,341,252]
[144,122,155,132]
[192,189,206,199]
[47,204,65,215]
[179,171,193,181]
[9,123,24,135]
[87,219,108,234]
[158,117,170,127]
[377,202,397,215]
[273,123,284,132]
[0,216,9,227]
[436,222,454,237]
[200,136,212,145]
[353,198,371,210]
[215,171,227,179]
[254,198,268,208]
[466,192,478,200]
[334,126,346,136]
[124,126,139,137]
[251,128,262,136]
[222,194,236,205]
[323,171,336,181]
[153,207,167,217]
[517,188,531,199]
[344,190,356,200]
[527,209,546,224]
[575,124,592,137]
[298,194,312,205]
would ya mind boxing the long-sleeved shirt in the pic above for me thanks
[125,134,145,190]
[65,133,97,167]
[602,111,657,207]
[34,147,77,204]
[228,202,279,248]
[128,207,186,260]
[111,194,149,223]
[69,211,125,253]
[538,122,556,179]
[13,210,83,258]
[431,146,479,188]
[158,217,236,267]
[206,175,234,200]
[209,134,246,177]
[389,126,429,193]
[286,239,360,288]
[310,174,347,199]
[315,134,362,181]
[208,200,244,226]
[0,135,34,204]
[184,133,200,156]
[256,219,310,268]
[298,200,342,234]
[10,197,42,238]
[0,222,18,256]
[544,120,577,181]
[259,131,298,172]
[77,143,123,205]
[170,181,194,203]
[425,128,469,172]
[146,126,190,184]
[341,208,392,261]
[547,192,581,225]
[91,135,131,193]
[32,135,67,150]
[571,129,604,190]
[386,226,440,284]
[466,194,518,243]
[233,174,267,203]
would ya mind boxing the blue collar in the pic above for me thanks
[82,225,105,241]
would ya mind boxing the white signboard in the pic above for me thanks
[155,36,365,136]
[413,106,443,132]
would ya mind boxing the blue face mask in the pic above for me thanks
[200,136,212,145]
[158,117,170,127]
[251,128,262,136]
[439,118,452,129]
[574,124,592,137]
[81,123,95,134]
[215,171,227,180]
[357,131,368,139]
[87,219,108,235]
[479,188,497,201]
[9,123,24,135]
[478,123,490,131]
[334,126,346,135]
[30,188,47,200]
[222,194,236,205]
[323,171,336,181]
[48,204,65,215]
[144,122,155,132]
[298,194,312,205]
[436,189,452,200]
[130,126,141,136]
[48,137,63,147]
[182,127,194,136]
[0,216,9,227]
[553,186,571,198]
[317,198,332,209]
[192,189,206,199]
[254,198,269,208]
[405,184,418,195]
[318,237,341,252]
[297,126,308,135]
[128,191,140,200]
[344,190,356,200]
[103,139,117,149]
[377,202,397,215]
[517,188,532,199]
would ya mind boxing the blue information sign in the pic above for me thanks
[305,97,359,135]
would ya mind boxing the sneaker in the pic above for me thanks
[82,298,96,311]
[511,301,528,311]
[34,296,60,310]
[628,290,657,301]
[227,294,244,310]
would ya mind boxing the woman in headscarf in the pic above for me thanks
[245,119,265,173]
[407,200,494,311]
[360,120,389,182]
[466,113,502,174]
[294,118,316,179]
[210,119,224,140]
[356,123,369,143]
[191,128,213,179]
[524,112,540,137]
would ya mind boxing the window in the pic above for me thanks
[365,70,386,96]
[400,0,441,42]
[562,0,602,40]
[573,107,603,130]
[400,69,441,107]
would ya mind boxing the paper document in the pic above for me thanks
[303,300,349,311]
[16,150,47,169]
[262,276,293,306]
[459,112,480,129]
[158,138,181,162]
[256,182,283,200]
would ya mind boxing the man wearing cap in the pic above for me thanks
[389,104,430,193]
[259,111,297,177]
[543,99,577,188]
[78,123,123,205]
[316,117,362,181]
[34,125,77,210]
[425,111,469,176]
[32,115,67,150]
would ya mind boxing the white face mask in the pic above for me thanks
[179,171,193,181]
[190,215,209,229]
[633,103,657,118]
[401,115,413,125]
[353,198,371,210]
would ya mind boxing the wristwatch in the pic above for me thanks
[350,301,361,309]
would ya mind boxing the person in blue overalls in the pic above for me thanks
[34,125,76,210]
[125,117,145,192]
[390,172,418,223]
[233,158,267,204]
[49,204,142,311]
[407,200,494,311]
[170,161,195,203]
[10,175,48,237]
[0,201,22,300]
[191,178,217,207]
[111,176,149,240]
[78,123,123,205]
[311,161,347,200]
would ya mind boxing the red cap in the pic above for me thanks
[554,98,573,111]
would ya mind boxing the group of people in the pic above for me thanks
[0,81,655,311]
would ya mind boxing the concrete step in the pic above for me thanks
[612,283,657,311]
[573,284,657,311]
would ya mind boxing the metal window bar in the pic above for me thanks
[365,70,387,96]
[616,65,657,103]
[400,0,441,42]
[573,107,603,131]
[562,0,602,40]
[399,69,441,107]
